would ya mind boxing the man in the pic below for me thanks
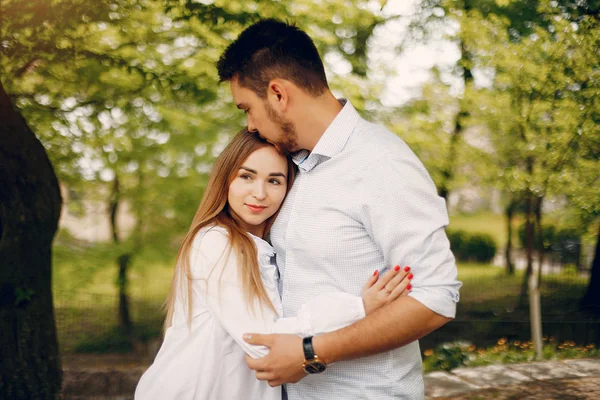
[217,19,461,399]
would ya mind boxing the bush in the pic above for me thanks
[447,230,468,258]
[423,341,474,371]
[552,228,581,265]
[465,234,497,263]
[448,230,497,263]
[517,223,556,251]
[422,338,600,373]
[517,223,581,265]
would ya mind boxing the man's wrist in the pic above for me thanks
[311,334,335,365]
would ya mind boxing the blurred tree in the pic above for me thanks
[460,1,599,300]
[1,0,393,348]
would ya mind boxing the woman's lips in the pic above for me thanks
[245,204,267,213]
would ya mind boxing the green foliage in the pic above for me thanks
[1,0,395,251]
[517,222,557,252]
[448,230,497,263]
[422,337,600,372]
[517,222,582,263]
[14,286,35,307]
[424,341,474,371]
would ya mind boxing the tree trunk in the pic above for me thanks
[581,220,600,314]
[439,0,473,200]
[519,189,535,307]
[535,196,545,284]
[505,198,516,275]
[439,39,472,200]
[109,175,132,335]
[0,81,62,398]
[117,253,132,332]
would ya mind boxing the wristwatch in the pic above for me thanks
[302,336,327,374]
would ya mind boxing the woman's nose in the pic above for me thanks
[252,183,266,200]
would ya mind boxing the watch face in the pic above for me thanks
[303,360,327,374]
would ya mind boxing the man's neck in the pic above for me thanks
[295,92,344,152]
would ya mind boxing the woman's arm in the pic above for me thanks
[271,266,413,336]
[190,229,411,359]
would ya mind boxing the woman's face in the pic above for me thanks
[228,146,288,237]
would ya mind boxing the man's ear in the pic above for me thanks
[267,79,289,112]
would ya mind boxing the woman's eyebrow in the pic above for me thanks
[240,166,286,178]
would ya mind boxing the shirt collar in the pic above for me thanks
[292,99,360,172]
[247,232,275,257]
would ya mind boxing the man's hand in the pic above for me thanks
[243,333,307,387]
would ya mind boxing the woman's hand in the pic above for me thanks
[361,266,413,315]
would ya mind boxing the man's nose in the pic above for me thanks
[247,117,257,133]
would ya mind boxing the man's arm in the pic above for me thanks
[245,148,460,386]
[314,295,451,364]
[244,293,451,386]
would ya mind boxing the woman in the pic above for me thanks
[135,129,412,399]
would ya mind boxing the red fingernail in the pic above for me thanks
[394,265,400,272]
[408,273,414,280]
[373,270,378,276]
[404,266,410,272]
[407,284,412,290]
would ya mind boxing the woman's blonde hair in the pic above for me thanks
[163,128,295,332]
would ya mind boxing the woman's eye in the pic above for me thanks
[269,179,282,185]
[240,174,252,180]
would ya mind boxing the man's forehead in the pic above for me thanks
[230,77,246,94]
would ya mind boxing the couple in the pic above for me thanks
[135,19,461,400]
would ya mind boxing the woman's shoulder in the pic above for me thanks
[191,224,231,253]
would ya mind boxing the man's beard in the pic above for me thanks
[264,101,298,155]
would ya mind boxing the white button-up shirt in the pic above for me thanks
[135,226,366,400]
[271,100,461,400]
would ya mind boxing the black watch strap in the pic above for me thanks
[302,336,316,360]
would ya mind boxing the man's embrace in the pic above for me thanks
[217,19,461,400]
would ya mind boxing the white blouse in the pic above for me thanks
[134,226,365,400]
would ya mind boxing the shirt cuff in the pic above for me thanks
[408,288,459,319]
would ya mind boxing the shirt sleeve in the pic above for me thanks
[190,228,366,359]
[271,292,365,337]
[359,149,461,318]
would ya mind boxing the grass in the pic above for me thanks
[52,239,176,352]
[51,212,597,356]
[417,262,599,353]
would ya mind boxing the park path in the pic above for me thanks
[425,358,600,399]
[61,355,600,399]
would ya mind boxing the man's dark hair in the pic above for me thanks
[217,19,329,97]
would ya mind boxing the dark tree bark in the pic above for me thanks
[117,253,132,332]
[438,40,472,200]
[108,175,132,336]
[438,0,473,200]
[519,188,535,307]
[0,81,62,398]
[505,198,516,275]
[581,221,600,314]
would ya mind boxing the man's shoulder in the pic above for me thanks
[350,118,414,161]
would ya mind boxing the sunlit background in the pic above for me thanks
[1,0,599,374]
